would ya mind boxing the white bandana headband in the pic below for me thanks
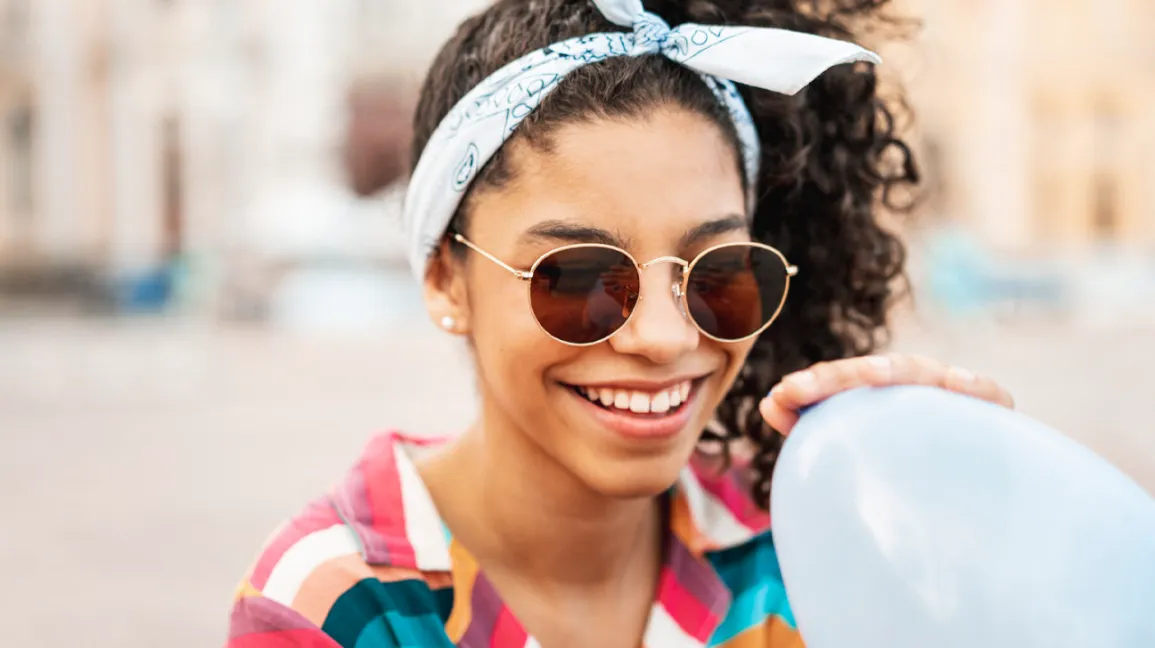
[402,0,880,278]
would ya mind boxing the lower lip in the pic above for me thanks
[567,385,698,440]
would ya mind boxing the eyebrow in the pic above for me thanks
[520,220,630,247]
[678,214,748,248]
[519,214,748,250]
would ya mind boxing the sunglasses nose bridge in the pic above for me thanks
[636,256,691,322]
[638,256,689,282]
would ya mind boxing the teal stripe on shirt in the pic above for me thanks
[324,578,454,648]
[706,533,797,646]
[354,617,399,648]
[324,579,389,647]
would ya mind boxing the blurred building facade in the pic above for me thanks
[914,0,1155,254]
[2,0,1152,317]
[0,0,487,313]
[0,0,356,306]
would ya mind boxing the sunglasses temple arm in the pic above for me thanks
[453,234,534,280]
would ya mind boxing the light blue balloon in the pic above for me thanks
[770,386,1155,648]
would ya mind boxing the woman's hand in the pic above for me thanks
[759,354,1015,435]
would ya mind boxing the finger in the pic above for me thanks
[942,366,1016,409]
[893,354,950,388]
[895,356,1016,409]
[763,354,1017,434]
[762,355,907,434]
[758,396,800,436]
[761,362,844,435]
[942,365,980,394]
[998,385,1016,409]
[769,355,898,413]
[767,362,842,413]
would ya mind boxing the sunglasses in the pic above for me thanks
[452,233,797,346]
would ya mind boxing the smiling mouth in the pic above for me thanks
[564,380,694,417]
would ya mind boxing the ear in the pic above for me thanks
[423,240,470,335]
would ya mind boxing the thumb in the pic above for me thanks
[759,390,801,436]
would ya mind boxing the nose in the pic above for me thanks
[608,264,698,364]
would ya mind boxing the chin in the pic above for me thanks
[578,452,689,500]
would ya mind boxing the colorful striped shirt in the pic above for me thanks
[226,432,804,647]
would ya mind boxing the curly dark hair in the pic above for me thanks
[410,0,919,509]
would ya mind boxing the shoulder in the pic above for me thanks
[228,432,453,646]
[233,494,363,620]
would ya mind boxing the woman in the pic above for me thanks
[227,1,1013,646]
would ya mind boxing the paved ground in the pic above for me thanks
[1,312,1152,646]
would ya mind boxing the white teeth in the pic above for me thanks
[614,390,630,409]
[575,380,693,414]
[650,390,670,414]
[598,388,614,407]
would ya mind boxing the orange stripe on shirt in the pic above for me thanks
[669,490,720,556]
[443,540,481,641]
[235,579,262,601]
[721,615,805,648]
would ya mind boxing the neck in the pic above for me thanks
[420,410,663,591]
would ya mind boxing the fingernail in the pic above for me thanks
[948,366,976,383]
[868,355,892,379]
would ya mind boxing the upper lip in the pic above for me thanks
[563,375,709,391]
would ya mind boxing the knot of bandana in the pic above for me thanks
[401,0,881,279]
[630,10,673,54]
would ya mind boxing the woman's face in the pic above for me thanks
[428,106,756,498]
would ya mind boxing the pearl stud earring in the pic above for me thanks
[440,316,457,331]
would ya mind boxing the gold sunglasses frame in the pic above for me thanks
[452,233,798,347]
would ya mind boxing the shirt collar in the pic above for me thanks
[328,431,772,570]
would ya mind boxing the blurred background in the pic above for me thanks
[0,0,1152,645]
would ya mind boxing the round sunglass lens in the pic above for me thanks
[529,246,639,345]
[685,244,788,341]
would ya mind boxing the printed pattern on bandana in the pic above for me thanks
[226,432,803,647]
[437,29,751,189]
[402,0,880,278]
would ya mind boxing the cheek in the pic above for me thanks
[469,272,534,341]
[466,273,570,402]
[713,341,758,396]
